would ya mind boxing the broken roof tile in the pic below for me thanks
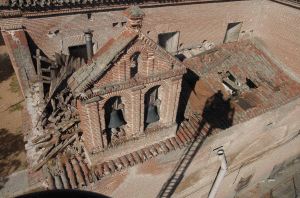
[184,41,300,127]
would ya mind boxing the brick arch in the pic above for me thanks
[103,95,122,106]
[143,80,171,125]
[99,90,133,133]
[124,45,148,65]
[144,81,169,107]
[101,90,132,108]
[126,44,148,59]
[103,96,124,124]
[142,81,170,127]
[143,80,169,95]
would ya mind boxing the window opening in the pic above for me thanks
[224,22,242,43]
[158,31,180,53]
[69,44,88,62]
[130,52,140,78]
[246,78,258,89]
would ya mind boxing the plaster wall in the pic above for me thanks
[173,96,300,198]
[86,96,300,198]
[255,0,300,79]
[8,0,299,80]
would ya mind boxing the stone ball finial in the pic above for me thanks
[123,6,145,31]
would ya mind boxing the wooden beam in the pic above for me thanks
[42,75,51,81]
[36,49,42,80]
[33,55,55,65]
[32,134,77,171]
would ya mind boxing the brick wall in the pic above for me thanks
[21,13,126,58]
[142,1,260,48]
[4,1,259,58]
[80,75,182,155]
[6,0,298,78]
[1,28,38,96]
[94,38,175,87]
[3,1,299,79]
[77,100,104,153]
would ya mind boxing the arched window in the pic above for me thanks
[144,86,161,128]
[130,52,141,78]
[104,97,126,145]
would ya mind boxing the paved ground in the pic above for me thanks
[238,155,300,198]
[0,170,29,198]
[0,44,27,193]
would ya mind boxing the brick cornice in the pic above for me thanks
[0,24,23,30]
[84,68,186,103]
[0,0,245,18]
[0,17,24,30]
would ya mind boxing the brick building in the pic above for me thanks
[68,7,186,160]
[0,0,300,196]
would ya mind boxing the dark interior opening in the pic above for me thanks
[246,78,258,89]
[0,33,4,45]
[175,54,186,61]
[69,45,88,62]
[104,97,126,145]
[227,71,236,82]
[130,52,140,78]
[87,13,92,20]
[144,86,160,129]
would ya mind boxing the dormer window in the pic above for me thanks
[130,52,141,78]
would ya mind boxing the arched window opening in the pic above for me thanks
[144,86,161,129]
[130,52,141,78]
[104,97,126,145]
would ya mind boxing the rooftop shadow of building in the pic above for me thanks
[157,90,235,197]
[176,69,199,124]
[0,53,14,83]
[0,128,25,190]
[200,90,234,134]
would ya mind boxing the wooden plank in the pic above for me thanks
[32,135,77,171]
[36,49,42,80]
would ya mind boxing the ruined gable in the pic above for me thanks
[65,7,187,165]
[94,34,180,89]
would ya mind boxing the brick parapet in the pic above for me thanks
[172,78,182,123]
[87,102,104,151]
[77,100,93,152]
[0,0,232,18]
[130,88,142,136]
[90,123,178,164]
[1,28,37,96]
[78,101,103,153]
